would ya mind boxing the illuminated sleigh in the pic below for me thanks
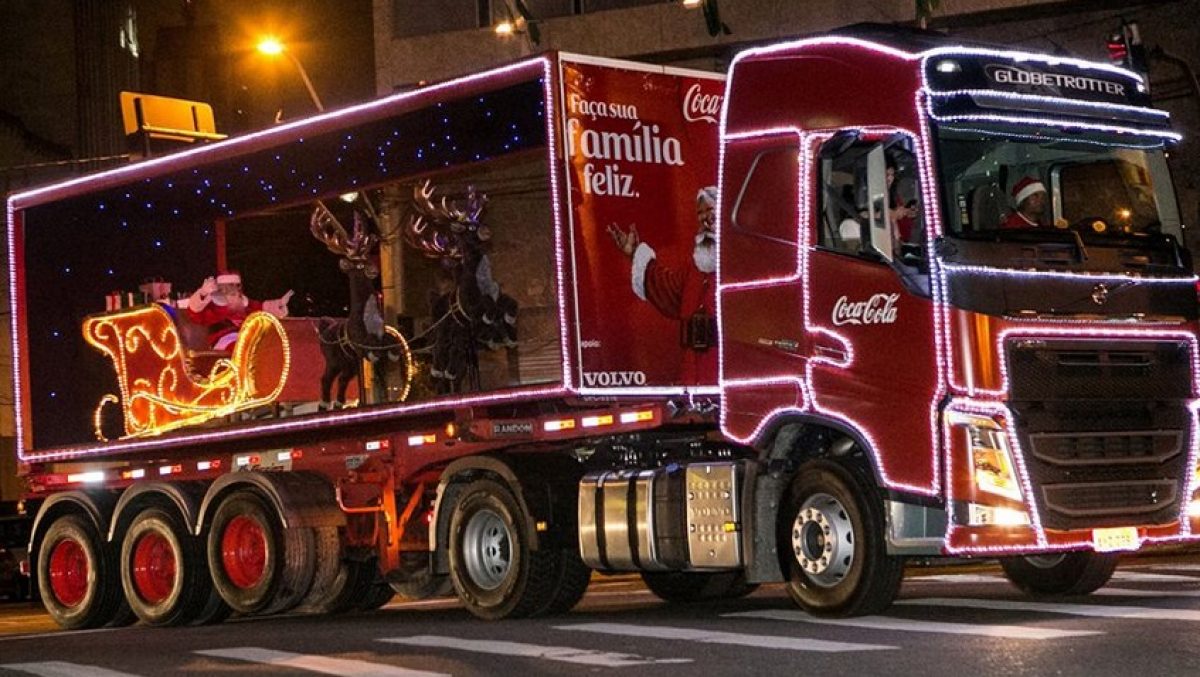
[82,304,290,440]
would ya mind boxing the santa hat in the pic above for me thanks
[216,271,241,285]
[1012,177,1046,206]
[696,186,718,206]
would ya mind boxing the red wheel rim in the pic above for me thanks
[221,515,267,589]
[132,531,176,604]
[48,538,89,607]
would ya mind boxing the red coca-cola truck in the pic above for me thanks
[8,26,1199,629]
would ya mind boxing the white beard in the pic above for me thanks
[693,239,716,274]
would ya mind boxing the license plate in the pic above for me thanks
[1093,526,1140,552]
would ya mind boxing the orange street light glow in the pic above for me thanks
[257,37,285,55]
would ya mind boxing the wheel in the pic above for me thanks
[119,507,227,627]
[780,460,903,617]
[536,548,592,615]
[642,570,757,603]
[390,569,453,602]
[206,490,315,615]
[447,479,557,620]
[37,514,131,629]
[1000,552,1118,596]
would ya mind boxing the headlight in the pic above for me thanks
[951,413,1023,502]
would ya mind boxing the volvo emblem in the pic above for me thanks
[1091,284,1109,305]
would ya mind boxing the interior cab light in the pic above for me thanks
[544,418,576,432]
[619,410,655,424]
[582,414,614,428]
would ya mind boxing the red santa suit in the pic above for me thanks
[1002,177,1048,229]
[631,242,717,385]
[186,297,263,350]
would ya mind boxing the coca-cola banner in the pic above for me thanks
[560,56,724,390]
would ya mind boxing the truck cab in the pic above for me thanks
[719,26,1197,612]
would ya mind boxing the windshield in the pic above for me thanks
[936,124,1183,244]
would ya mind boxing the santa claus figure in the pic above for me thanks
[607,186,718,384]
[186,271,293,350]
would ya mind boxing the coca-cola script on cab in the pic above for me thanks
[682,83,722,124]
[832,293,899,326]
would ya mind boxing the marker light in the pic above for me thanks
[408,434,436,447]
[619,410,655,424]
[121,469,146,480]
[582,414,613,428]
[544,418,576,432]
[67,471,105,483]
[935,59,961,74]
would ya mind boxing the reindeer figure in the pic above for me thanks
[406,180,518,394]
[310,203,400,409]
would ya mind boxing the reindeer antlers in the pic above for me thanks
[405,180,489,260]
[310,202,378,261]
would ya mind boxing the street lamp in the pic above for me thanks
[256,36,325,113]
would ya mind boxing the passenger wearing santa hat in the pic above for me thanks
[186,271,293,350]
[606,186,718,385]
[1003,176,1049,229]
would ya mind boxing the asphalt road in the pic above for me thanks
[4,559,1200,676]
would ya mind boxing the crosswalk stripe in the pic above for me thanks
[194,648,447,677]
[909,571,1200,585]
[898,597,1200,621]
[555,622,895,652]
[1095,587,1200,599]
[722,609,1102,639]
[0,662,141,677]
[380,635,691,667]
[1111,571,1200,583]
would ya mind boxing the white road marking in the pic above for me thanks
[724,609,1102,640]
[381,635,691,667]
[555,622,896,652]
[1095,587,1200,599]
[908,571,1200,585]
[0,662,141,677]
[898,597,1200,622]
[1111,571,1200,583]
[194,648,447,677]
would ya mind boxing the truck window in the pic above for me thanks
[817,139,921,259]
[730,147,799,245]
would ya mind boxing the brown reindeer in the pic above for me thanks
[310,203,400,409]
[406,180,517,394]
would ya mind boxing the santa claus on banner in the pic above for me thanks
[607,186,718,384]
[186,271,293,350]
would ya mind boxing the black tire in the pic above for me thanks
[1000,552,1118,596]
[391,570,453,602]
[37,514,130,629]
[206,490,315,615]
[295,528,346,614]
[536,548,592,614]
[779,460,903,617]
[447,479,557,620]
[119,508,223,626]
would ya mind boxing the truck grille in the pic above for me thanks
[1006,338,1193,531]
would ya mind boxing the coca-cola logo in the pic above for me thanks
[832,294,899,326]
[683,83,722,124]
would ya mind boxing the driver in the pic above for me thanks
[1003,177,1049,228]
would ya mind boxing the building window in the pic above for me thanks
[393,0,483,38]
